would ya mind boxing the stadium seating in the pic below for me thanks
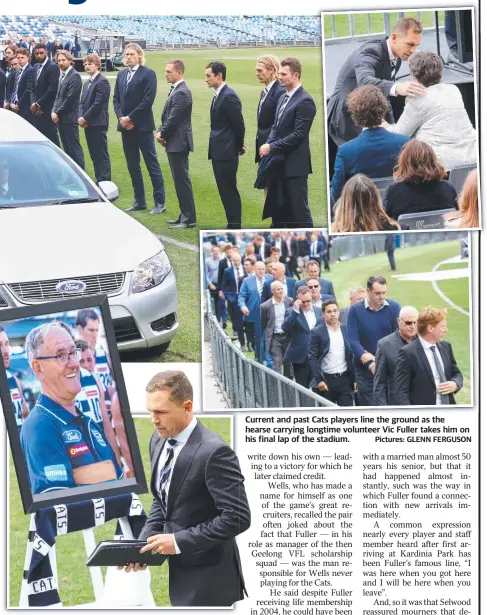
[372,176,395,199]
[0,16,72,42]
[397,208,457,231]
[449,163,476,193]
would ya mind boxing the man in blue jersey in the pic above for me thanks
[20,322,123,494]
[0,324,29,429]
[75,309,113,393]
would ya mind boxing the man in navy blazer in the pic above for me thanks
[4,54,19,109]
[113,43,165,214]
[30,43,60,146]
[260,57,316,228]
[330,85,408,201]
[255,56,285,165]
[51,50,85,169]
[308,299,355,406]
[281,286,321,389]
[308,233,324,270]
[206,61,246,229]
[78,53,112,183]
[8,49,33,123]
[294,261,334,298]
[238,261,272,363]
[222,253,247,347]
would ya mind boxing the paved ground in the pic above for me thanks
[203,340,228,410]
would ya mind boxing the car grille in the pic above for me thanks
[113,316,142,343]
[7,273,125,303]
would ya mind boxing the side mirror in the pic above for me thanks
[98,181,119,203]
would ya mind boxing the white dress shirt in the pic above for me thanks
[418,336,446,405]
[302,308,317,331]
[272,298,286,333]
[321,324,347,374]
[213,82,226,101]
[387,39,398,97]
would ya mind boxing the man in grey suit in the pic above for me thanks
[339,286,366,326]
[121,371,250,607]
[373,306,418,406]
[157,60,196,229]
[327,17,424,172]
[260,280,293,376]
[51,50,85,169]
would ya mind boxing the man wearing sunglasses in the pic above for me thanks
[373,306,418,406]
[20,322,123,495]
[306,277,334,309]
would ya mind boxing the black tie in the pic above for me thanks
[258,88,267,116]
[430,346,449,405]
[211,93,217,112]
[276,94,290,124]
[158,438,178,517]
[125,68,135,91]
[391,60,398,80]
[168,84,174,97]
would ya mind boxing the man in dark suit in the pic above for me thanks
[327,17,424,173]
[4,50,19,109]
[123,371,250,606]
[0,66,5,109]
[238,261,272,363]
[30,43,60,146]
[393,307,463,406]
[253,234,272,261]
[281,286,321,388]
[51,50,85,169]
[78,53,112,183]
[8,49,33,123]
[206,61,246,229]
[260,57,316,228]
[260,280,293,376]
[113,43,165,214]
[221,252,247,347]
[330,85,409,201]
[373,305,418,406]
[294,260,334,298]
[157,59,196,229]
[255,55,285,167]
[309,299,355,406]
[309,233,324,271]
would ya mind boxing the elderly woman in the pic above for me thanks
[384,51,477,171]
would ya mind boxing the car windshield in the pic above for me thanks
[0,142,100,208]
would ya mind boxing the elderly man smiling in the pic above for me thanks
[20,322,122,495]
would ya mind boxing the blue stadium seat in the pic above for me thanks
[449,163,476,193]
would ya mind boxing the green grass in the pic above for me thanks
[81,47,326,240]
[325,239,471,404]
[9,416,231,607]
[323,10,444,39]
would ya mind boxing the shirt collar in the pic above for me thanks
[172,79,184,88]
[286,83,302,99]
[326,322,341,332]
[214,82,226,97]
[386,38,397,65]
[418,335,436,350]
[264,79,277,93]
[272,297,284,305]
[39,57,49,69]
[172,416,197,444]
[35,393,79,425]
[128,64,140,73]
[90,71,100,80]
[62,66,73,77]
[364,296,389,311]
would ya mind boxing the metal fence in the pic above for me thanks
[205,293,336,410]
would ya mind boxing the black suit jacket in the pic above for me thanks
[52,68,82,123]
[268,86,316,178]
[79,72,110,128]
[0,69,5,108]
[138,420,250,606]
[5,68,16,104]
[393,337,463,406]
[113,65,157,132]
[327,37,400,145]
[308,322,354,384]
[31,59,60,114]
[159,81,194,153]
[208,84,245,161]
[14,65,34,116]
[373,330,410,406]
[255,80,286,162]
[217,257,233,292]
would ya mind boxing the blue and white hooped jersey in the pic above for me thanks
[75,368,103,424]
[94,346,112,391]
[7,369,24,427]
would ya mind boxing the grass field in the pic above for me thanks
[8,416,231,607]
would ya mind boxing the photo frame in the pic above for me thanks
[0,294,147,513]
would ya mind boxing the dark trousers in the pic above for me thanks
[246,321,262,363]
[59,120,85,169]
[292,362,312,389]
[167,151,196,224]
[85,126,111,182]
[356,368,375,407]
[444,10,457,51]
[269,333,291,377]
[314,371,354,406]
[35,113,59,147]
[272,176,313,228]
[209,288,220,321]
[121,130,165,206]
[327,132,339,183]
[228,300,245,346]
[387,249,396,271]
[212,158,241,228]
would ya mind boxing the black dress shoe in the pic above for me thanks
[125,203,147,212]
[150,204,167,214]
[167,218,181,224]
[168,222,196,229]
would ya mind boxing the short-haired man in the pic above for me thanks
[20,323,122,494]
[393,307,463,406]
[255,55,285,167]
[0,324,29,429]
[347,276,401,406]
[260,57,316,228]
[306,277,333,309]
[221,252,247,347]
[75,309,113,393]
[281,286,321,388]
[308,299,355,406]
[205,244,222,322]
[4,46,19,109]
[113,43,166,214]
[260,280,293,375]
[52,50,85,169]
[79,53,112,183]
[309,233,324,271]
[121,371,250,607]
[30,43,60,146]
[339,285,366,325]
[373,305,418,406]
[294,260,334,298]
[8,49,34,123]
[327,17,424,171]
[262,261,295,301]
[157,59,196,229]
[206,61,246,229]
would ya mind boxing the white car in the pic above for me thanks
[0,109,178,355]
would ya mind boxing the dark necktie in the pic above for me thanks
[57,72,66,95]
[86,77,93,90]
[430,346,449,405]
[257,277,264,298]
[391,60,398,80]
[276,93,290,125]
[36,64,43,82]
[158,438,178,517]
[211,92,217,112]
[168,84,174,97]
[125,68,135,91]
[258,87,267,116]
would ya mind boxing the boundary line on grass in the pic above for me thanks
[156,234,199,252]
[432,256,470,317]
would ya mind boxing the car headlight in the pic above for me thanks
[132,250,172,294]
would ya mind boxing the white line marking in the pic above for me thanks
[432,256,470,317]
[156,234,198,252]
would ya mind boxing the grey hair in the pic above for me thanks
[399,305,418,319]
[270,280,284,290]
[409,51,443,87]
[349,285,366,298]
[25,322,75,365]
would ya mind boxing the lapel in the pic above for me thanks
[416,339,436,387]
[437,342,450,378]
[166,421,203,516]
[298,310,310,332]
[149,435,166,498]
[267,300,276,330]
[125,65,141,95]
[212,83,226,116]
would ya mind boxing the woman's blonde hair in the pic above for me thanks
[444,169,479,228]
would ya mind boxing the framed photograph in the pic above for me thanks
[0,295,147,513]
